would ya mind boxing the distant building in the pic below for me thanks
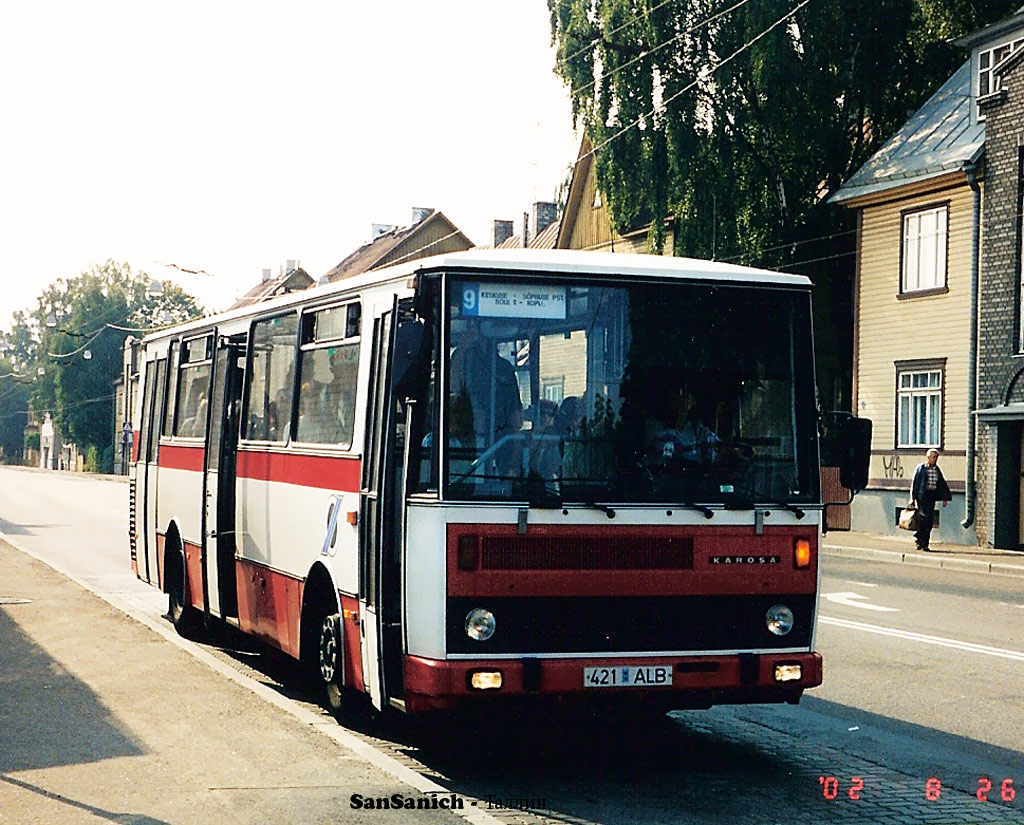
[229,262,314,311]
[320,208,473,284]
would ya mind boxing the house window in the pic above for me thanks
[979,38,1024,101]
[901,205,947,294]
[897,368,942,448]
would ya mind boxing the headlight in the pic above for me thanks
[465,608,496,641]
[766,604,794,636]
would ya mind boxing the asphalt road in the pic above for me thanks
[1,465,1023,825]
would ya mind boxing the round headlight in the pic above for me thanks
[465,608,496,641]
[766,604,794,636]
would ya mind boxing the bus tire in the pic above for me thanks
[166,546,201,636]
[318,611,345,715]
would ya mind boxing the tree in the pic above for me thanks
[21,260,202,471]
[548,0,1018,407]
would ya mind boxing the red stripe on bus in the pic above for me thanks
[403,652,823,712]
[447,524,818,597]
[236,450,361,490]
[131,431,141,463]
[159,443,206,472]
[183,540,204,611]
[236,558,304,659]
[341,594,364,693]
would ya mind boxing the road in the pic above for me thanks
[1,465,1023,824]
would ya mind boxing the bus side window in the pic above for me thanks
[162,343,179,437]
[174,336,213,439]
[295,304,360,448]
[243,314,298,443]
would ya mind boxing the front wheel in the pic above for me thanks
[319,612,345,715]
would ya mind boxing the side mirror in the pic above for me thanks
[820,412,872,493]
[393,318,431,400]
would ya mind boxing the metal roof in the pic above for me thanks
[831,61,984,205]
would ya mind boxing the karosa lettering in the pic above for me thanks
[350,793,464,810]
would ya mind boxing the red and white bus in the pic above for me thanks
[129,249,868,715]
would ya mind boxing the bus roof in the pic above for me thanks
[142,248,811,343]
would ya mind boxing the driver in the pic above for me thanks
[649,387,720,469]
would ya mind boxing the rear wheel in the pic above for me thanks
[167,549,201,636]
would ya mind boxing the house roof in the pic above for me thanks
[228,267,314,310]
[320,210,473,284]
[831,61,984,205]
[476,218,561,250]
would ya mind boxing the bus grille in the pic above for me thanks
[478,535,694,571]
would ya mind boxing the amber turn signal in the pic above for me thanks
[794,538,811,568]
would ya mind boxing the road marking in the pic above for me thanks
[821,591,899,612]
[821,615,1024,662]
[845,581,877,588]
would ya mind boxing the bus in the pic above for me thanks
[128,249,869,715]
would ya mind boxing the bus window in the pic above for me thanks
[148,358,167,462]
[174,336,213,439]
[295,304,360,447]
[162,342,179,437]
[243,313,298,442]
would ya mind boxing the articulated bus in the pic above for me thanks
[129,249,869,715]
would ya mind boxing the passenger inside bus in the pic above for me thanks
[448,322,523,452]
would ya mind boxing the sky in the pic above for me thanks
[0,1,579,330]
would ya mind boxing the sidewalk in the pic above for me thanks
[0,538,471,825]
[822,528,1024,578]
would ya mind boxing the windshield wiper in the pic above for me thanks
[723,480,805,518]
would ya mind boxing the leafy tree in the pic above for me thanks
[8,260,202,471]
[548,0,1018,407]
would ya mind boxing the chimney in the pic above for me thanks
[493,219,513,247]
[531,201,558,239]
[261,268,273,282]
[371,223,397,240]
[411,207,433,225]
[286,259,298,273]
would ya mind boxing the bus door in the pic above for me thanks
[360,300,428,710]
[202,334,245,621]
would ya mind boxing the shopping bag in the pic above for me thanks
[898,505,920,531]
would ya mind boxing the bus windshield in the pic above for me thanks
[444,276,820,505]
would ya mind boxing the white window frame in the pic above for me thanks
[896,369,942,448]
[901,205,948,294]
[978,38,1024,115]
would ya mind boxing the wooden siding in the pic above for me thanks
[564,152,674,254]
[376,219,471,269]
[855,181,977,486]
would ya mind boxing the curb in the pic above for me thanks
[822,543,1024,579]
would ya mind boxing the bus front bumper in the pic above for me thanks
[403,652,822,713]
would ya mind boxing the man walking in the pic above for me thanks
[911,448,952,551]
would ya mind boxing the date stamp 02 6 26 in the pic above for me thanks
[818,775,1017,804]
[349,792,548,812]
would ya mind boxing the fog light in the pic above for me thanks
[470,671,503,690]
[774,664,802,682]
[766,604,794,636]
[465,608,496,641]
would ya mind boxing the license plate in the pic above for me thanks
[583,665,673,688]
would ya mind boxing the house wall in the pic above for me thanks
[564,155,674,254]
[850,182,977,542]
[377,219,473,269]
[976,57,1024,548]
